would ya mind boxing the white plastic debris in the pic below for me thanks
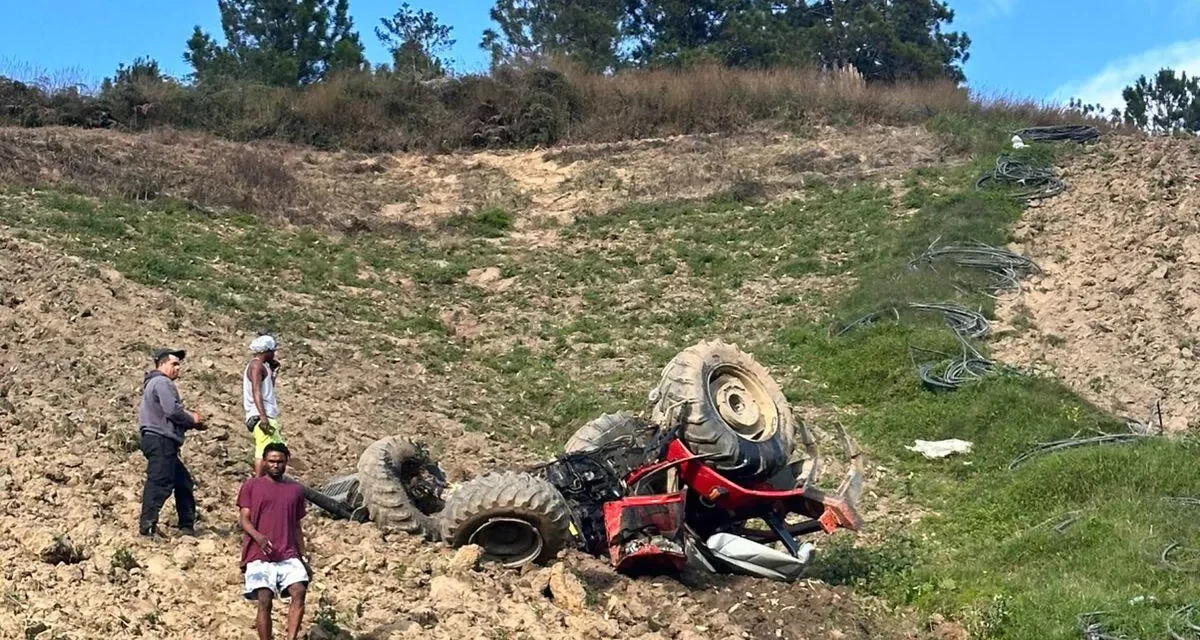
[906,438,973,459]
[1011,134,1027,149]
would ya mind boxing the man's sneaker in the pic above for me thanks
[176,526,197,537]
[139,524,161,537]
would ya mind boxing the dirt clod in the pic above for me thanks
[446,544,482,573]
[547,562,589,612]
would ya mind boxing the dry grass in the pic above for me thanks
[565,63,1088,142]
[0,119,950,233]
[2,63,1099,153]
[0,128,315,225]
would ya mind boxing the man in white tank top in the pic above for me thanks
[245,334,286,476]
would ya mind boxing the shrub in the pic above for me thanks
[0,61,1100,152]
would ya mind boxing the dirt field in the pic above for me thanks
[0,231,937,640]
[0,124,950,234]
[0,121,948,639]
[995,134,1200,433]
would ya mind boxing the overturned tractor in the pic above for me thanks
[301,339,863,581]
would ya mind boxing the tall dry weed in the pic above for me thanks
[2,64,1091,152]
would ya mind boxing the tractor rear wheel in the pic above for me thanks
[648,339,795,482]
[564,411,653,453]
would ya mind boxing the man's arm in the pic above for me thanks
[296,514,313,578]
[296,519,305,560]
[239,506,274,556]
[248,360,272,435]
[154,379,199,430]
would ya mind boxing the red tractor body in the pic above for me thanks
[599,438,863,577]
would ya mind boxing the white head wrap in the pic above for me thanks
[250,335,278,353]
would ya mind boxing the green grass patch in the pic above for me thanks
[767,133,1200,638]
[563,184,894,289]
[0,192,496,367]
[445,207,513,238]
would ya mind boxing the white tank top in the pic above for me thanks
[243,361,279,420]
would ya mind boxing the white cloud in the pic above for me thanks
[1052,39,1200,111]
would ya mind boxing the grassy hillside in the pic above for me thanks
[1,116,1194,639]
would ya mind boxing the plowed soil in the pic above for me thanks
[996,134,1200,432]
[0,230,924,638]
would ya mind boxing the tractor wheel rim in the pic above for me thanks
[467,518,544,567]
[709,365,777,441]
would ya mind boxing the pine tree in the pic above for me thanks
[481,0,970,80]
[481,0,624,72]
[376,3,456,79]
[1120,69,1200,134]
[184,0,367,86]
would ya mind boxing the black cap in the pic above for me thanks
[152,348,187,364]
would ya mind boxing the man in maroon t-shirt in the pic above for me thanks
[238,442,309,640]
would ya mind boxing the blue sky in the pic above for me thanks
[0,0,1192,112]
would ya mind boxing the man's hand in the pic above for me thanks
[254,534,274,556]
[190,411,208,429]
[257,418,274,435]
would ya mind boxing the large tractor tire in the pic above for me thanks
[648,339,795,482]
[440,471,574,568]
[357,436,447,541]
[564,411,652,453]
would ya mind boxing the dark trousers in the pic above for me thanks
[138,432,196,530]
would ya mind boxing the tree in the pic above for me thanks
[376,4,455,79]
[99,57,177,127]
[482,0,970,81]
[101,57,166,93]
[803,0,970,82]
[184,0,367,86]
[621,0,813,69]
[481,0,625,72]
[1119,68,1200,134]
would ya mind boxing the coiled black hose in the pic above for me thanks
[1015,124,1100,143]
[976,155,1066,201]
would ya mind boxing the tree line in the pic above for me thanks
[144,1,1200,134]
[15,0,1200,137]
[150,0,973,87]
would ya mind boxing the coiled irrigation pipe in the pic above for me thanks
[907,238,1042,295]
[976,155,1066,201]
[910,335,1013,392]
[1168,603,1200,640]
[1008,429,1159,470]
[837,302,991,339]
[1015,124,1101,143]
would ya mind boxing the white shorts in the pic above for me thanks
[242,558,309,600]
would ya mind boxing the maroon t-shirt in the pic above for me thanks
[237,476,306,567]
